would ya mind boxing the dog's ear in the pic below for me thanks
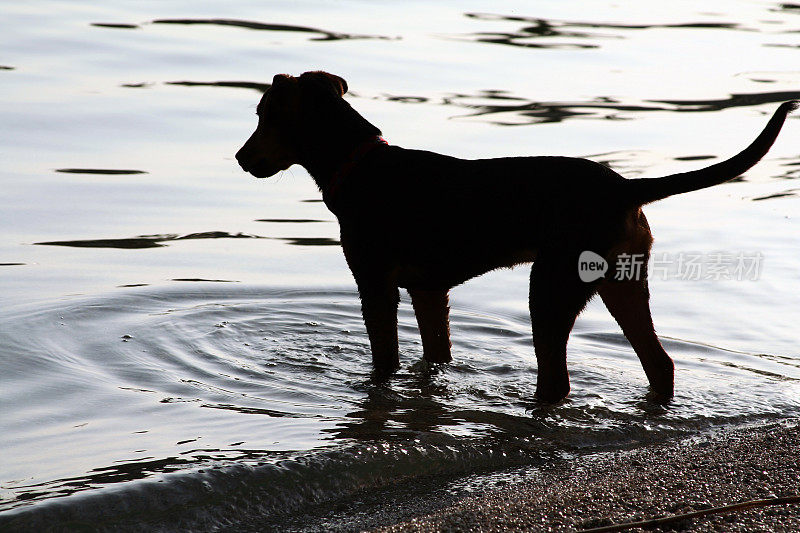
[299,71,348,97]
[262,74,296,115]
[271,73,292,89]
[269,74,294,100]
[324,73,348,96]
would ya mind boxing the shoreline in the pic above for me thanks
[375,421,800,532]
[4,421,798,531]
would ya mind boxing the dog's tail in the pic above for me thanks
[626,100,797,206]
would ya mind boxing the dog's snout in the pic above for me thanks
[235,150,246,170]
[235,143,251,172]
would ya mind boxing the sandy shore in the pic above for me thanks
[375,421,800,532]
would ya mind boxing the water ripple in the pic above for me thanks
[1,285,797,517]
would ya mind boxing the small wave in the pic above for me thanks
[0,436,550,530]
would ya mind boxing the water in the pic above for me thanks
[2,1,800,529]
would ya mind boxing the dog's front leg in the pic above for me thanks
[356,275,400,375]
[409,288,452,364]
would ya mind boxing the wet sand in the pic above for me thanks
[376,422,800,532]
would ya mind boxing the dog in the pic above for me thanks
[236,71,796,402]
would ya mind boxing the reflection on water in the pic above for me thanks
[279,236,340,246]
[89,23,139,30]
[653,90,800,112]
[459,12,752,50]
[162,74,800,126]
[33,230,340,249]
[443,93,656,124]
[434,89,800,125]
[751,189,798,200]
[165,80,271,93]
[1,286,797,525]
[171,277,239,282]
[775,157,800,180]
[35,231,264,249]
[151,18,396,41]
[674,155,716,161]
[3,0,800,528]
[55,168,148,175]
[92,17,396,41]
[256,218,328,223]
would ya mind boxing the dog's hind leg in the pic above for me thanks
[409,288,452,364]
[598,278,674,399]
[530,254,598,402]
[356,276,401,376]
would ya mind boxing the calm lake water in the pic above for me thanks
[2,0,800,529]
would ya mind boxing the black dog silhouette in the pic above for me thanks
[237,71,796,402]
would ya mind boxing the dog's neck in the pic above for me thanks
[301,133,383,188]
[297,99,383,193]
[326,135,388,198]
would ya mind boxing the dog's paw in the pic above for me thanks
[408,358,448,375]
[645,385,674,405]
[370,361,400,382]
[534,382,570,404]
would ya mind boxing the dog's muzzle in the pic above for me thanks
[236,152,284,179]
[236,144,277,178]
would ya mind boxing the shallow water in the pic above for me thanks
[2,1,800,529]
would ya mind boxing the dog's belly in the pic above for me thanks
[396,248,537,289]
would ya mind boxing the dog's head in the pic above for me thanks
[235,71,349,178]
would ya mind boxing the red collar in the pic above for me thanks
[327,136,388,198]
